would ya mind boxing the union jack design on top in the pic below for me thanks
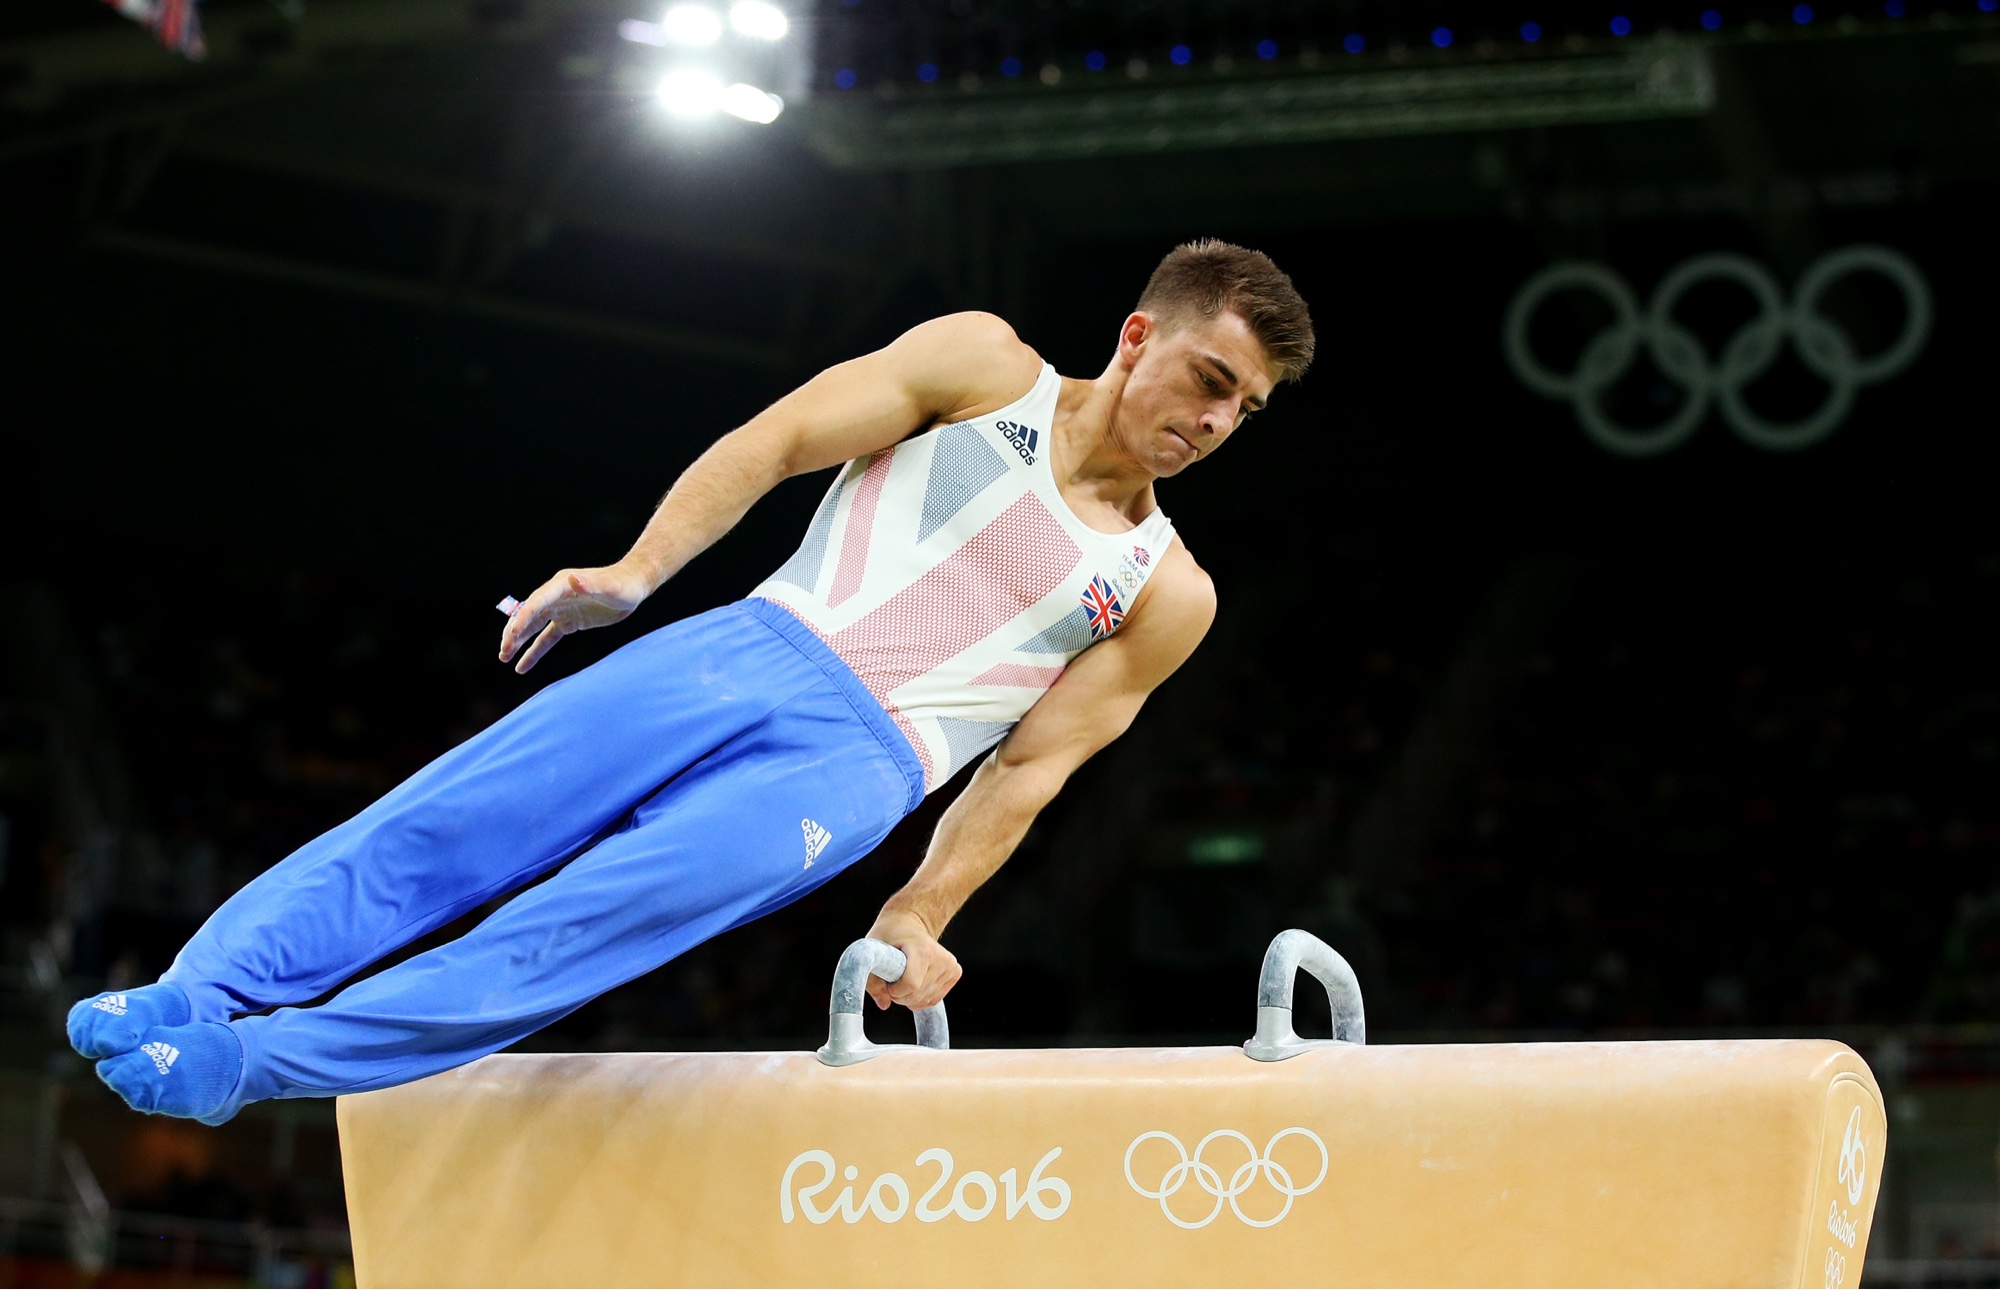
[1081,575,1125,640]
[1131,545,1151,567]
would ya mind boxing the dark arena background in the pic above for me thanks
[2,0,1998,1282]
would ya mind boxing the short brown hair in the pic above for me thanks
[1136,239,1315,380]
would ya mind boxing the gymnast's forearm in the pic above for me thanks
[615,423,798,594]
[616,352,943,593]
[878,756,1066,936]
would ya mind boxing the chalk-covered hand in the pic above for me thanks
[865,909,961,1013]
[498,563,654,674]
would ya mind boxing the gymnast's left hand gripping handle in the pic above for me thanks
[816,938,950,1067]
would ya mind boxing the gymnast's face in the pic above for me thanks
[1115,308,1279,478]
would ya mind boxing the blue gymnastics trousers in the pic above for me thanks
[161,598,925,1118]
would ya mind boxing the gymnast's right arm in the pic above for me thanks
[497,312,1042,673]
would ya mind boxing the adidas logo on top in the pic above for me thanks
[998,420,1039,465]
[801,818,832,869]
[92,994,130,1016]
[141,1041,180,1074]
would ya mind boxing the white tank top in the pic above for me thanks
[752,362,1177,792]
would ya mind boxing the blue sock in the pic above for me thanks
[96,1022,244,1125]
[68,982,192,1059]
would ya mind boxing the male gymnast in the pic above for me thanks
[70,239,1314,1122]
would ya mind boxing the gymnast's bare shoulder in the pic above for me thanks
[899,310,1047,424]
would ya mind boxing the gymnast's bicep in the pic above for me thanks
[755,312,1043,477]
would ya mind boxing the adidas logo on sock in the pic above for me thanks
[140,1041,180,1074]
[92,994,130,1016]
[801,818,832,869]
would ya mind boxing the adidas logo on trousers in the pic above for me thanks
[801,818,832,868]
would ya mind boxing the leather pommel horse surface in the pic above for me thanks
[338,1036,1883,1286]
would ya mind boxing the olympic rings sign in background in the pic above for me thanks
[1123,1127,1329,1229]
[1503,245,1930,458]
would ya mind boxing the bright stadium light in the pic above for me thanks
[661,3,722,45]
[729,0,788,40]
[618,18,667,44]
[721,81,784,122]
[658,67,725,115]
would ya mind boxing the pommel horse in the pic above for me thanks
[337,930,1883,1286]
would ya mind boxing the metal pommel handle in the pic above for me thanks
[816,938,950,1067]
[1243,929,1366,1062]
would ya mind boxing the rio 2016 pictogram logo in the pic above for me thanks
[1836,1106,1867,1207]
[1503,246,1930,458]
[1123,1128,1328,1229]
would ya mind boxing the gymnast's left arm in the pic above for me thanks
[863,544,1218,1013]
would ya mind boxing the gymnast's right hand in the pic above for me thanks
[498,563,653,674]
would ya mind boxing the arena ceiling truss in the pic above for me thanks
[2,0,1995,369]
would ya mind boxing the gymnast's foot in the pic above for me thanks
[67,982,192,1058]
[96,1022,243,1125]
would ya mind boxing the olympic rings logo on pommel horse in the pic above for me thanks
[1502,245,1931,458]
[1123,1128,1329,1229]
